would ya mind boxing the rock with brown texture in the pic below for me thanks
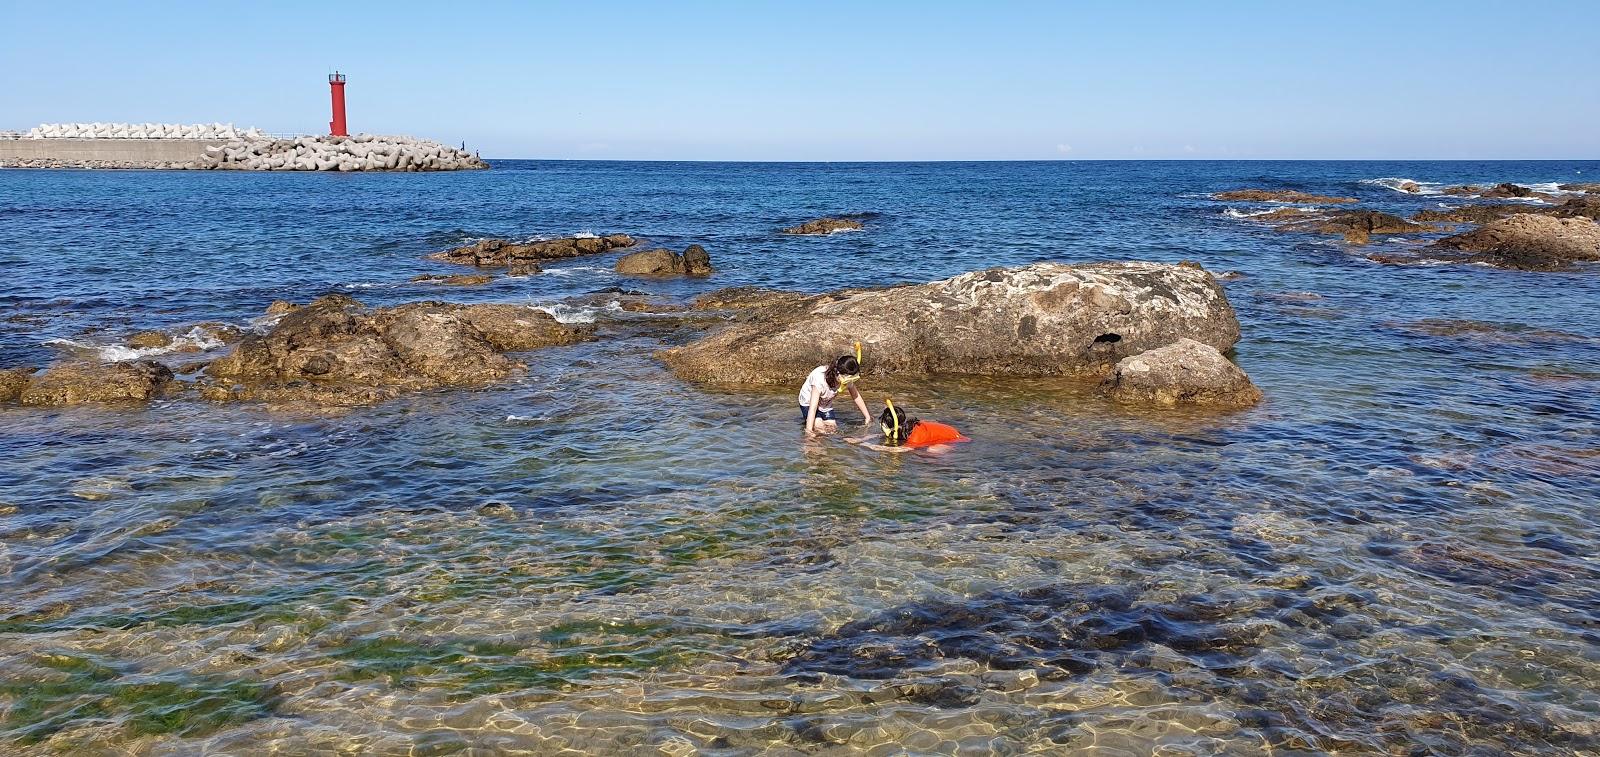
[780,218,864,235]
[0,367,37,402]
[1480,182,1535,199]
[1432,214,1600,271]
[1441,185,1484,197]
[125,330,173,349]
[1283,210,1428,244]
[1212,189,1357,204]
[690,287,813,312]
[433,235,636,267]
[1100,338,1262,408]
[265,300,298,317]
[18,360,175,406]
[660,262,1242,386]
[201,295,591,406]
[615,245,714,277]
[1559,183,1600,194]
[412,274,495,286]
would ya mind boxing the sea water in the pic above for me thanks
[1,160,1598,753]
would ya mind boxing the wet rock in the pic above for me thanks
[1441,185,1483,196]
[411,273,495,286]
[615,245,714,277]
[1212,189,1357,204]
[201,295,590,406]
[1288,210,1428,244]
[1432,214,1600,271]
[1479,182,1535,199]
[125,330,173,349]
[780,218,863,235]
[661,262,1242,385]
[1414,204,1532,225]
[1397,180,1422,193]
[691,287,812,312]
[1100,338,1262,408]
[18,360,175,406]
[432,235,636,267]
[0,367,38,402]
[1560,182,1600,194]
[265,300,298,317]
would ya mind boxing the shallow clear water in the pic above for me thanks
[2,161,1599,754]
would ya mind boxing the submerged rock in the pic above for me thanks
[1100,338,1261,408]
[432,235,636,267]
[411,273,495,286]
[1212,189,1357,204]
[780,218,864,235]
[201,295,591,406]
[614,245,714,276]
[660,262,1242,385]
[1431,214,1600,271]
[18,360,175,406]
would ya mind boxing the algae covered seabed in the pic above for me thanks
[2,161,1599,753]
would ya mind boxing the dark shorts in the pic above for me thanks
[800,406,836,425]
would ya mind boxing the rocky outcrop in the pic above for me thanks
[1212,190,1357,204]
[615,245,713,276]
[193,134,487,172]
[1478,182,1548,200]
[0,367,37,402]
[1414,196,1600,225]
[432,235,636,268]
[690,287,813,312]
[17,361,175,406]
[126,330,173,349]
[660,262,1242,385]
[1276,210,1428,244]
[780,218,864,235]
[1559,183,1600,194]
[1431,214,1600,271]
[200,296,591,406]
[1100,338,1262,408]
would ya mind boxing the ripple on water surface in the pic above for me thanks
[2,160,1600,753]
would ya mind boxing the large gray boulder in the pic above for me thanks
[660,261,1242,385]
[1100,338,1262,408]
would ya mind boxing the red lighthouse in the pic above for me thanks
[328,72,348,136]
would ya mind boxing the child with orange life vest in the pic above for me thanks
[847,400,970,452]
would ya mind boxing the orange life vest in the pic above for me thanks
[904,420,968,448]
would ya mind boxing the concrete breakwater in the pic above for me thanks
[1,132,487,171]
[196,134,487,172]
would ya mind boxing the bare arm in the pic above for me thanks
[805,392,821,435]
[849,384,870,425]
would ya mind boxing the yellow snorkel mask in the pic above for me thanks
[837,342,864,388]
[882,397,900,442]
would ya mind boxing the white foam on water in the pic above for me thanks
[505,414,547,422]
[43,326,225,362]
[528,301,624,324]
[1222,206,1321,219]
[541,265,610,278]
[1361,177,1444,196]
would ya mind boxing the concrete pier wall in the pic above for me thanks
[0,139,221,163]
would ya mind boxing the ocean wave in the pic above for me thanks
[1223,207,1321,219]
[529,301,625,324]
[541,265,610,278]
[1361,177,1444,196]
[44,325,225,362]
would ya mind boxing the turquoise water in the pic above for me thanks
[1,161,1598,753]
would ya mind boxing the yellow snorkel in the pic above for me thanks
[884,397,900,442]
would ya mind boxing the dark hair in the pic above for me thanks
[825,354,860,390]
[879,405,920,445]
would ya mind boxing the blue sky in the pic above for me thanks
[3,1,1595,160]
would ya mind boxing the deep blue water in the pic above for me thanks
[1,160,1599,754]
